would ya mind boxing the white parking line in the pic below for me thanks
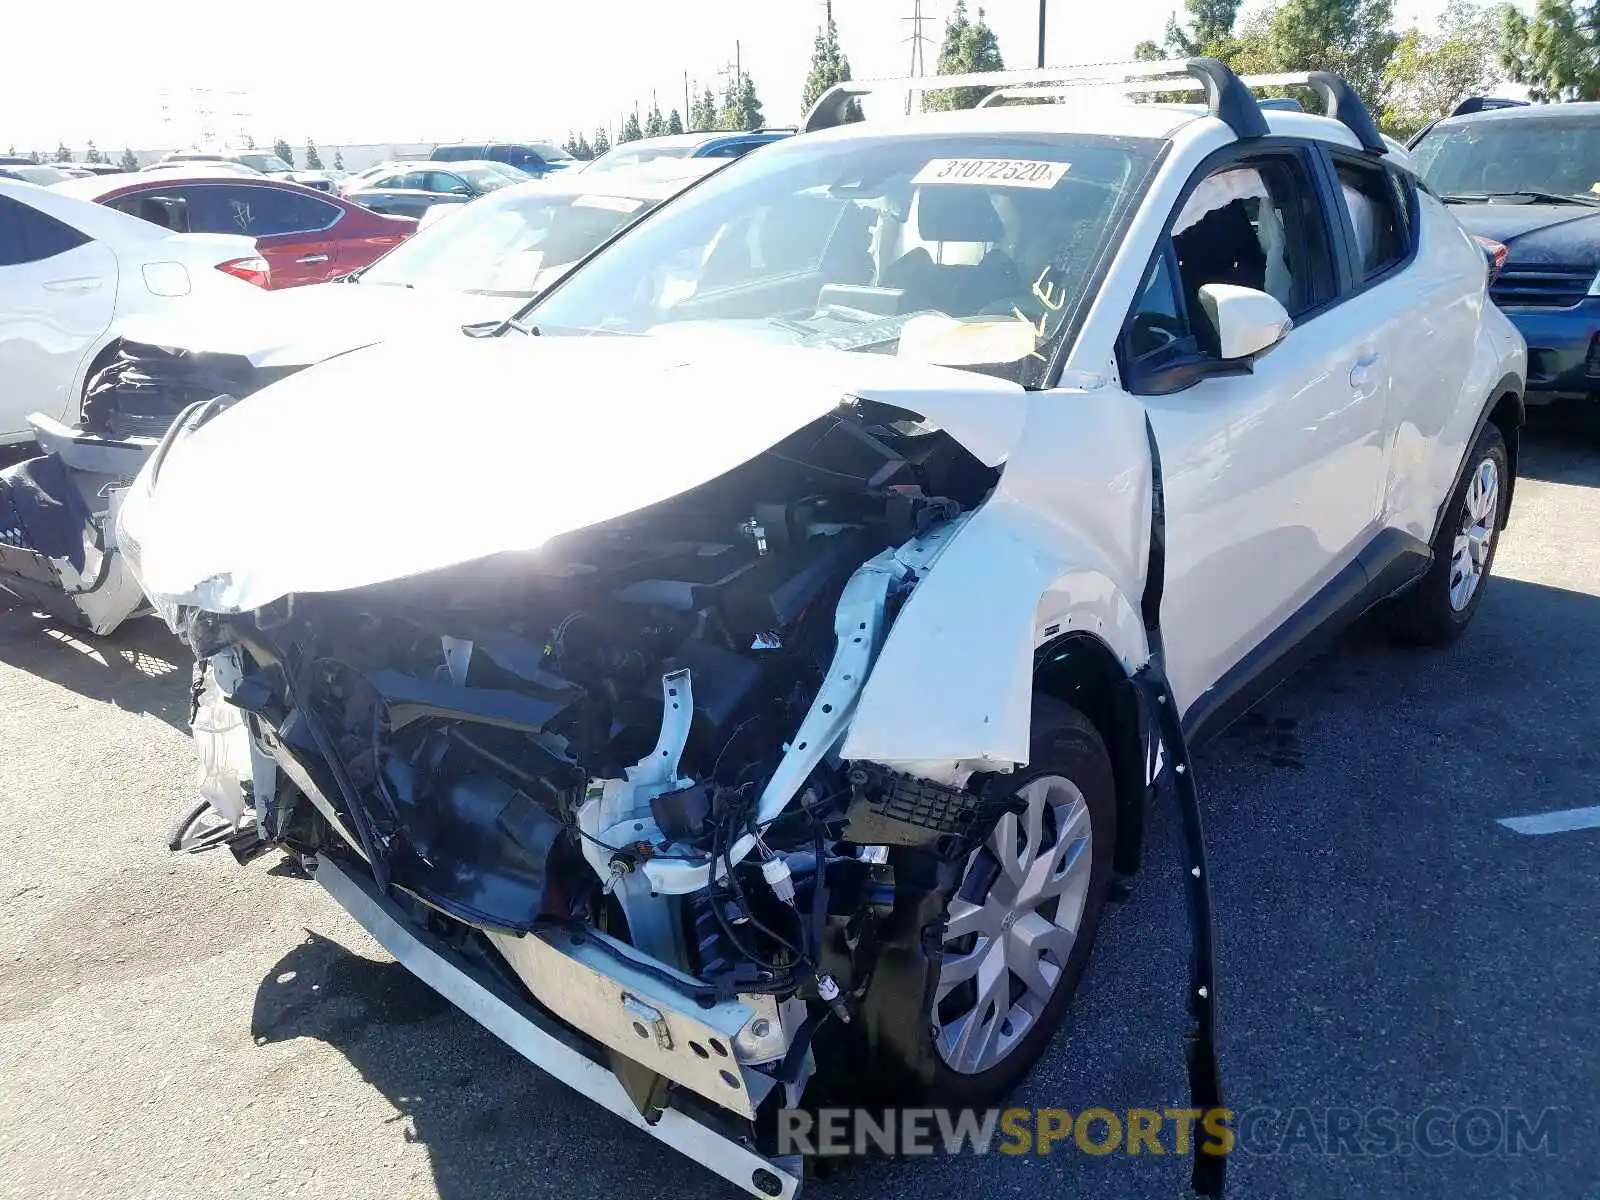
[1497,806,1600,836]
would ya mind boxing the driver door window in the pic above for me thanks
[425,171,470,195]
[1124,155,1333,378]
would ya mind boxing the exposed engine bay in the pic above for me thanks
[187,400,1015,1139]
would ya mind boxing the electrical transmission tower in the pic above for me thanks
[901,0,933,113]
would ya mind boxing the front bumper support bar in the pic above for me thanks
[312,855,803,1200]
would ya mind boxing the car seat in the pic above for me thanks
[882,187,1019,316]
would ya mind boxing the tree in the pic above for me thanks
[1148,0,1245,57]
[119,146,138,171]
[564,131,582,157]
[1502,0,1600,100]
[333,149,345,170]
[1261,0,1400,109]
[593,126,611,156]
[241,133,256,149]
[575,133,594,159]
[273,138,295,168]
[27,150,41,164]
[690,85,719,132]
[1382,0,1506,138]
[83,141,105,164]
[926,1,1005,111]
[619,110,644,143]
[304,139,323,169]
[718,71,765,130]
[645,99,667,138]
[667,107,685,135]
[802,0,857,116]
[55,141,73,162]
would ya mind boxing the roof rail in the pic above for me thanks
[1448,96,1529,116]
[804,57,1269,140]
[808,59,1388,155]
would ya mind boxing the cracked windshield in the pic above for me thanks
[526,131,1159,385]
[1411,114,1600,204]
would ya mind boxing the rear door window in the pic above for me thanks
[1330,157,1409,283]
[180,185,340,236]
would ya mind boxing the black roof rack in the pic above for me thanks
[805,57,1387,155]
[1449,96,1530,117]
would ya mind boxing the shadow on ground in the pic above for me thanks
[0,602,190,731]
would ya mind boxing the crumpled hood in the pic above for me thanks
[112,281,515,370]
[1451,204,1600,268]
[118,332,1027,613]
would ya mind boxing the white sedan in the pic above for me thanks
[0,177,265,444]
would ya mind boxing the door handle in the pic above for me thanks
[42,276,103,292]
[1348,353,1381,395]
[296,253,330,264]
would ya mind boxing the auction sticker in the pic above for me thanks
[913,158,1070,188]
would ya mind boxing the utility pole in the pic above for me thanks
[684,70,691,124]
[901,0,932,115]
[902,0,930,78]
[1037,0,1048,68]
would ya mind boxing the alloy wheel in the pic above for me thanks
[933,775,1093,1075]
[1449,455,1500,612]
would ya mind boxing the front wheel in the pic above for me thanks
[924,698,1118,1105]
[1386,422,1508,645]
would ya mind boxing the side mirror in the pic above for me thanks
[1197,283,1292,362]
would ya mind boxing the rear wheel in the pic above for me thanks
[924,699,1117,1104]
[1387,423,1508,645]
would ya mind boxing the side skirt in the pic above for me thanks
[1181,526,1432,747]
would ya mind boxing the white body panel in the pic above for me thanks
[0,237,117,440]
[0,179,259,442]
[114,335,1026,614]
[112,279,510,370]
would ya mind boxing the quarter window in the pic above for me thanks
[1333,158,1407,281]
[0,195,91,266]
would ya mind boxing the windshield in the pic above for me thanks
[1412,117,1600,202]
[456,165,515,191]
[482,161,529,182]
[362,187,657,296]
[237,153,293,173]
[530,142,575,162]
[525,131,1160,386]
[593,144,695,170]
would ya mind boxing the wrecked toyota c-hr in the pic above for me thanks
[115,61,1525,1200]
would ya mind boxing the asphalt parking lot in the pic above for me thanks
[1,424,1596,1200]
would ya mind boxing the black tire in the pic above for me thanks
[919,697,1119,1107]
[1386,422,1508,646]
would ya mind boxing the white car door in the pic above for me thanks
[1118,150,1393,725]
[0,192,117,440]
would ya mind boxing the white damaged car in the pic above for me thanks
[117,61,1523,1199]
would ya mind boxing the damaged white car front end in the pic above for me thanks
[117,322,1161,1196]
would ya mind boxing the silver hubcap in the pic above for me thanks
[933,775,1093,1075]
[1450,456,1500,612]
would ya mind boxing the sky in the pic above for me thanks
[2,0,1490,155]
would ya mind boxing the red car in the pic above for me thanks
[54,173,417,288]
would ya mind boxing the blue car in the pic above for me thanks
[584,129,793,173]
[1410,99,1600,403]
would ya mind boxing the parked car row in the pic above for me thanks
[0,60,1560,1200]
